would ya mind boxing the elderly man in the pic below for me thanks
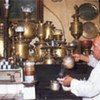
[61,35,100,100]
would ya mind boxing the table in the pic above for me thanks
[35,63,92,100]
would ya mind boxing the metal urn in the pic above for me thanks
[70,5,83,40]
[19,6,37,42]
[14,26,29,60]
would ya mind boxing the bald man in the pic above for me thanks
[60,36,100,100]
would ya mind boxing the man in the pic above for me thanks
[61,35,100,100]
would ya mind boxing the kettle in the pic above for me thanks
[62,55,74,69]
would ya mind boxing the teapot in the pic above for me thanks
[50,80,60,91]
[62,55,75,69]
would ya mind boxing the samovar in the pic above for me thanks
[0,23,4,58]
[18,6,37,42]
[14,26,29,60]
[70,5,83,40]
[70,5,83,54]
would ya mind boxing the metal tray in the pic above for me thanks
[82,22,99,39]
[79,3,98,20]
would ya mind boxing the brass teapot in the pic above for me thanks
[43,21,55,41]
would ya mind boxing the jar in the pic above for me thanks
[23,61,35,83]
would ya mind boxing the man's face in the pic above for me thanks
[91,39,100,60]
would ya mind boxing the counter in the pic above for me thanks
[35,63,92,100]
[0,63,92,100]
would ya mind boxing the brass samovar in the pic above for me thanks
[18,6,37,42]
[69,5,83,54]
[14,26,29,60]
[70,5,83,40]
[0,23,4,58]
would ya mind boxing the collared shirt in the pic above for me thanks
[70,55,100,100]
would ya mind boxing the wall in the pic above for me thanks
[43,0,100,42]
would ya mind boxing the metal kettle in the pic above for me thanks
[62,55,75,69]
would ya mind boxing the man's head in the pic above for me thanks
[91,35,100,60]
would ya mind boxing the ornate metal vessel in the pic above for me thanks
[70,5,83,40]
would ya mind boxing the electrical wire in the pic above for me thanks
[43,2,65,37]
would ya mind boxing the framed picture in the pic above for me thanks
[0,0,43,22]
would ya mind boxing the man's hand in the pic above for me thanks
[73,54,89,63]
[63,75,73,86]
[73,54,81,62]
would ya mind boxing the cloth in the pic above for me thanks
[70,55,100,100]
